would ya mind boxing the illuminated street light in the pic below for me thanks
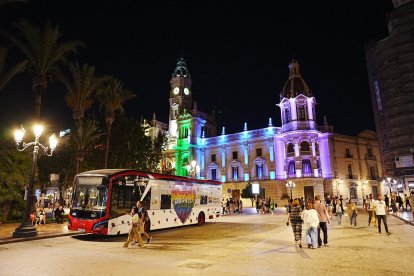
[186,160,200,179]
[286,180,296,199]
[382,177,397,196]
[12,124,58,238]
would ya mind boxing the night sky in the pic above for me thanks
[0,0,394,136]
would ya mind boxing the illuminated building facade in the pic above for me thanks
[152,58,384,205]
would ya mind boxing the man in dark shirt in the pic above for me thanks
[54,205,65,224]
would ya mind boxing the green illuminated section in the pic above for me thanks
[175,117,192,176]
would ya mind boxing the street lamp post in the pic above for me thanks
[286,180,296,200]
[12,125,58,238]
[186,160,200,179]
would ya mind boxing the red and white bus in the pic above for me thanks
[67,169,222,235]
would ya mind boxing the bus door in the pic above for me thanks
[150,182,160,210]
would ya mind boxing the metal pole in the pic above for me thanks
[13,142,39,238]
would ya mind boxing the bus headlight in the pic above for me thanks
[93,220,108,230]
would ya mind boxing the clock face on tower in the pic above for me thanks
[184,88,190,95]
[173,87,179,95]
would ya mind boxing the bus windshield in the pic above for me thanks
[72,176,108,211]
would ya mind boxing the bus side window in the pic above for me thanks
[161,194,171,209]
[110,178,135,217]
[200,195,208,205]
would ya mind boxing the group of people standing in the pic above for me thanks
[287,195,330,249]
[256,197,276,214]
[286,193,392,249]
[222,198,243,214]
[364,192,414,215]
[30,205,65,225]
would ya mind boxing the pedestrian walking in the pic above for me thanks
[367,194,377,227]
[124,208,144,248]
[391,194,397,213]
[222,199,228,215]
[335,198,344,228]
[286,198,303,248]
[404,194,411,210]
[410,191,414,218]
[374,194,391,235]
[325,194,333,219]
[384,194,390,214]
[134,201,153,243]
[347,199,358,228]
[239,199,243,213]
[301,202,319,249]
[313,195,331,247]
[363,195,369,211]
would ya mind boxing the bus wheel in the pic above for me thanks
[197,212,205,226]
[144,220,151,233]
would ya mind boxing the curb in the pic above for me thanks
[392,214,414,226]
[0,232,81,246]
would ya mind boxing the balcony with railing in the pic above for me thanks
[367,175,378,180]
[346,175,358,180]
[345,153,354,159]
[366,154,377,161]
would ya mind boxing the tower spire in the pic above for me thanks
[173,57,190,77]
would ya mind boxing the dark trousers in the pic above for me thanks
[55,216,63,224]
[317,222,328,246]
[376,215,389,233]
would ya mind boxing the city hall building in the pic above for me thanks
[146,58,384,205]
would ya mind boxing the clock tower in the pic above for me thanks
[169,58,193,135]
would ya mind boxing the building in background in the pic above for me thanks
[151,58,383,205]
[365,0,414,193]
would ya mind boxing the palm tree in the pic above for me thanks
[0,46,27,91]
[61,62,106,121]
[97,77,136,168]
[71,119,101,174]
[4,20,82,119]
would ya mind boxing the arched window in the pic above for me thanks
[287,143,295,154]
[300,141,310,153]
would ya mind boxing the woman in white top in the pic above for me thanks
[335,198,344,228]
[301,202,320,249]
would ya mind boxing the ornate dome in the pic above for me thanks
[281,60,312,99]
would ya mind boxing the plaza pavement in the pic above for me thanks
[0,207,412,245]
[1,207,414,275]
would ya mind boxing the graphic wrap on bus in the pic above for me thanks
[67,169,222,235]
